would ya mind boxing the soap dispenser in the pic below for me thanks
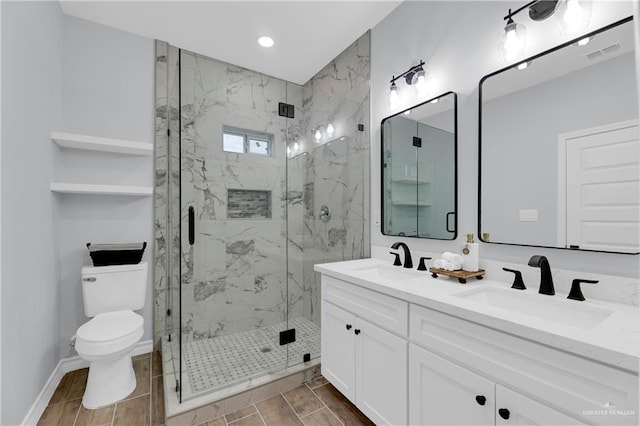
[462,233,480,272]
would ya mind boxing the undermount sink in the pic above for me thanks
[351,263,421,281]
[454,286,613,329]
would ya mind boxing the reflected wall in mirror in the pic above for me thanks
[479,17,638,254]
[382,92,457,239]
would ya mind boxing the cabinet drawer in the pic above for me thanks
[322,275,408,337]
[410,304,639,425]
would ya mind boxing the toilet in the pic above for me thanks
[74,262,148,409]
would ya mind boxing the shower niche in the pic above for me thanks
[155,34,370,408]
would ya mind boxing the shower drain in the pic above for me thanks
[261,347,272,353]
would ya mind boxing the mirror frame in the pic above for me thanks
[381,91,458,240]
[477,16,638,255]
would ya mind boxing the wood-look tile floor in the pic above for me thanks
[203,376,374,426]
[39,353,372,426]
[38,352,164,426]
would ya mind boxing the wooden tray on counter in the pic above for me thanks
[429,267,485,284]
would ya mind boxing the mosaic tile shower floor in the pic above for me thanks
[183,317,321,395]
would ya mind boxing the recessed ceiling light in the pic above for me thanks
[258,36,274,48]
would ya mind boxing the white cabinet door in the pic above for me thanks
[496,385,583,425]
[409,344,494,426]
[356,318,408,426]
[321,302,356,403]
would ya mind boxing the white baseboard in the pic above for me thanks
[21,339,153,426]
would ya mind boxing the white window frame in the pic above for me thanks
[223,126,273,157]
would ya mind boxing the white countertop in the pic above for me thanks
[315,258,640,373]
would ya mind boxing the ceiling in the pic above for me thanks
[60,1,402,85]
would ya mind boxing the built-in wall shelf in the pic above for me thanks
[392,201,431,207]
[51,131,153,156]
[392,178,430,185]
[50,182,153,196]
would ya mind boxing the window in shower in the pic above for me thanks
[223,127,273,156]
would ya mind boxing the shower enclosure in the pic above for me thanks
[155,34,370,403]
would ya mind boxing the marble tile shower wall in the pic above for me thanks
[300,32,371,325]
[154,31,371,347]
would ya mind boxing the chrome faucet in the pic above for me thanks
[528,255,555,295]
[391,242,413,269]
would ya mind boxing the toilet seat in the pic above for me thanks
[75,310,143,357]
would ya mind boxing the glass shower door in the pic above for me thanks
[285,78,370,369]
[179,50,291,400]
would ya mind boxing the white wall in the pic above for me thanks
[58,15,155,358]
[371,1,639,277]
[1,2,63,424]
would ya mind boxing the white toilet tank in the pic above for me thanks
[81,262,148,316]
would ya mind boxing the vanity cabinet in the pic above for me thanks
[410,304,639,425]
[409,343,494,425]
[409,344,582,425]
[321,276,408,425]
[318,268,638,426]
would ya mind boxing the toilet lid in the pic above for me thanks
[77,310,143,342]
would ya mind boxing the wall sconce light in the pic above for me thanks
[389,81,400,110]
[498,8,528,62]
[389,60,428,110]
[312,122,336,143]
[498,0,592,63]
[326,123,335,137]
[558,0,592,35]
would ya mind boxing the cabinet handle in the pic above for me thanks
[475,395,486,406]
[354,329,361,335]
[498,408,510,420]
[346,324,352,330]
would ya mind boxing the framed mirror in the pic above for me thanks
[479,17,638,254]
[382,92,457,239]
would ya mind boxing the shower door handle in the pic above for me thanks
[188,206,195,245]
[446,211,455,233]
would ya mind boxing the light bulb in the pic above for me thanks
[577,36,591,46]
[326,123,334,136]
[389,82,400,110]
[498,19,526,63]
[293,142,300,151]
[287,146,291,155]
[558,0,592,35]
[503,26,521,59]
[415,70,428,98]
[314,129,322,141]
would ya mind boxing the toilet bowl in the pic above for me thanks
[76,261,148,408]
[75,310,144,409]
